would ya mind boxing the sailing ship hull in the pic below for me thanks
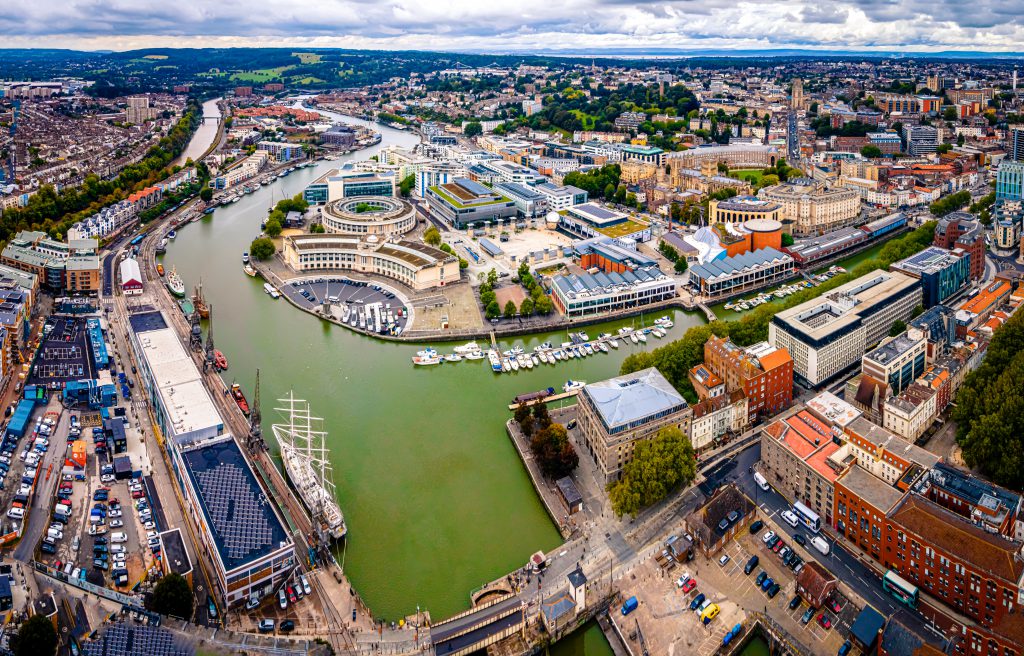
[279,444,347,540]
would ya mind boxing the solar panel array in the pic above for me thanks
[193,462,276,562]
[83,623,189,656]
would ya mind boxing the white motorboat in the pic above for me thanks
[630,332,639,344]
[453,341,480,354]
[563,380,587,393]
[609,339,620,349]
[445,353,462,362]
[598,342,609,353]
[465,351,485,360]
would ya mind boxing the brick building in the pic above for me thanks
[934,212,985,281]
[700,336,794,423]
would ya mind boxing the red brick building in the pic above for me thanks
[702,336,793,423]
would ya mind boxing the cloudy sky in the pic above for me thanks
[3,0,1024,53]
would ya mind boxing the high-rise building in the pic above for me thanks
[1008,124,1024,162]
[125,96,152,124]
[903,125,938,156]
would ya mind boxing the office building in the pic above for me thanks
[862,331,927,396]
[493,182,546,218]
[534,182,588,211]
[992,200,1023,249]
[549,267,676,317]
[700,336,794,423]
[576,368,691,483]
[557,203,651,242]
[904,125,939,157]
[1008,125,1024,162]
[425,178,517,229]
[283,235,459,290]
[890,246,971,308]
[933,212,985,280]
[995,159,1024,201]
[0,231,100,294]
[769,271,923,386]
[758,179,862,237]
[305,168,396,204]
[320,197,416,237]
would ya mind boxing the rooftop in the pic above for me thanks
[839,465,906,513]
[690,247,792,282]
[891,246,967,276]
[181,436,291,573]
[864,332,925,366]
[566,202,629,227]
[846,416,940,469]
[582,367,687,433]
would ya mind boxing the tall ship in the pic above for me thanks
[272,394,346,540]
[192,279,210,319]
[166,267,186,298]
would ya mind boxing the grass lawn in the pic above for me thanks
[230,66,293,82]
[729,168,765,184]
[291,76,325,85]
[142,54,168,60]
[293,52,323,63]
[570,110,598,130]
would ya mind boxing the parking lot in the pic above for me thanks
[27,317,97,390]
[282,276,411,336]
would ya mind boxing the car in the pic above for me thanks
[749,520,764,534]
[72,567,81,580]
[675,573,690,589]
[100,474,115,483]
[726,510,740,523]
[789,555,802,571]
[143,521,156,531]
[789,595,802,610]
[838,641,852,656]
[146,530,158,540]
[278,589,288,610]
[258,619,275,633]
[767,583,780,598]
[93,559,108,570]
[793,534,806,546]
[744,555,759,575]
[279,620,295,633]
[761,577,774,591]
[773,540,785,553]
[718,554,730,566]
[689,593,706,611]
[301,574,311,596]
[829,598,842,614]
[793,562,805,576]
[131,490,145,499]
[783,551,796,567]
[110,544,125,554]
[801,608,815,624]
[755,571,767,587]
[109,509,122,518]
[94,536,108,545]
[287,586,298,604]
[762,531,775,544]
[818,613,832,630]
[41,542,56,555]
[110,519,124,528]
[682,579,697,594]
[717,518,729,531]
[7,507,23,519]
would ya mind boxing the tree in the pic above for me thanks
[607,426,697,517]
[423,225,442,247]
[534,295,553,315]
[485,300,501,320]
[250,237,275,260]
[604,183,616,200]
[520,297,535,316]
[532,402,552,430]
[889,319,907,337]
[487,268,498,286]
[264,217,282,237]
[310,223,326,233]
[199,187,214,202]
[860,145,883,159]
[463,121,483,137]
[504,300,517,318]
[398,174,415,197]
[942,107,958,121]
[674,258,688,274]
[936,143,953,154]
[529,423,578,479]
[148,573,194,619]
[12,615,57,656]
[781,233,795,247]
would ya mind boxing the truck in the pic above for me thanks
[621,596,639,616]
[811,536,830,555]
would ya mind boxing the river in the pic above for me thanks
[163,102,705,652]
[176,98,222,166]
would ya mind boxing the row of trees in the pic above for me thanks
[657,241,689,274]
[952,309,1024,489]
[607,426,697,517]
[0,98,203,243]
[620,223,938,401]
[929,190,971,217]
[515,404,578,479]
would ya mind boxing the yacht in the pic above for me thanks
[464,351,485,361]
[510,357,520,371]
[444,353,462,363]
[563,380,587,393]
[598,342,609,353]
[453,341,480,354]
[609,339,620,349]
[630,332,639,344]
[637,331,648,343]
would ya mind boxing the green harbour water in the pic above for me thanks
[166,103,704,653]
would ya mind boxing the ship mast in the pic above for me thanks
[204,303,216,371]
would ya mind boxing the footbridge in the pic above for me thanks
[430,596,524,656]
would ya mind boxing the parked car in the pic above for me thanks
[681,579,697,594]
[789,595,802,610]
[258,619,275,633]
[755,571,767,587]
[279,620,295,633]
[287,586,298,604]
[689,593,706,611]
[793,534,806,546]
[744,555,759,575]
[817,613,832,630]
[749,520,764,534]
[301,575,311,596]
[718,555,730,567]
[829,598,842,613]
[801,608,815,624]
[767,583,780,598]
[278,589,287,610]
[762,531,775,545]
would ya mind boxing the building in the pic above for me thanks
[867,131,903,155]
[118,258,143,295]
[905,125,939,157]
[996,160,1024,201]
[304,168,396,204]
[493,182,546,218]
[862,331,927,396]
[791,78,804,110]
[891,246,971,308]
[795,562,837,608]
[708,196,784,229]
[534,182,587,211]
[415,161,467,198]
[883,382,937,441]
[574,237,658,274]
[256,141,304,162]
[688,391,748,452]
[1008,125,1024,162]
[0,231,100,294]
[758,179,862,237]
[549,267,676,317]
[700,336,794,423]
[621,145,665,167]
[954,280,1012,336]
[841,416,939,486]
[576,368,691,483]
[614,112,647,131]
[125,96,155,124]
[687,247,794,300]
[320,124,356,148]
[557,203,651,242]
[425,178,517,229]
[320,197,416,237]
[769,271,923,386]
[992,200,1022,249]
[282,234,459,290]
[933,212,985,281]
[666,144,780,177]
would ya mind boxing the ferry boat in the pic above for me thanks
[244,265,257,277]
[231,383,250,415]
[166,267,186,298]
[272,393,347,540]
[264,282,281,299]
[155,239,167,254]
[563,380,586,393]
[156,263,165,277]
[213,350,228,371]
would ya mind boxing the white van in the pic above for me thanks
[6,507,24,519]
[47,527,63,540]
[111,532,128,544]
[781,510,800,528]
[811,536,830,556]
[753,471,769,491]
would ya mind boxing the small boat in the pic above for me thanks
[539,351,549,364]
[502,358,512,372]
[168,230,177,240]
[598,342,609,353]
[166,267,186,298]
[488,350,502,372]
[453,341,480,354]
[231,383,250,415]
[155,239,167,254]
[525,356,535,369]
[531,354,540,366]
[563,380,586,393]
[412,356,441,366]
[637,331,648,343]
[609,339,619,349]
[264,282,281,299]
[630,332,639,344]
[214,350,228,371]
[178,298,195,316]
[156,263,165,277]
[510,357,520,371]
[444,353,462,362]
[465,351,485,360]
[244,265,257,277]
[416,347,438,358]
[242,252,250,264]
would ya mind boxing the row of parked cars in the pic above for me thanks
[275,573,313,611]
[3,414,59,521]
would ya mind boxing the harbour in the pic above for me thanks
[160,103,709,625]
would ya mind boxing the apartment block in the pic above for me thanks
[700,336,794,423]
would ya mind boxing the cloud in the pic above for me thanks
[1,0,1023,52]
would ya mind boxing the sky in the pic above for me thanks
[2,0,1024,53]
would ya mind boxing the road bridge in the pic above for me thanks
[430,596,525,656]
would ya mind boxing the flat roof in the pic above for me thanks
[567,202,628,226]
[806,391,862,428]
[892,246,966,276]
[181,437,291,572]
[160,528,193,577]
[840,465,905,512]
[582,367,687,432]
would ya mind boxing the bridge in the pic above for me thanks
[430,596,525,656]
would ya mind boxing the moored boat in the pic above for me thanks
[563,380,586,393]
[243,265,257,277]
[192,280,210,319]
[166,267,186,298]
[214,350,228,371]
[156,263,165,277]
[231,383,250,415]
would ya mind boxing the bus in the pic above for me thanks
[792,501,821,533]
[129,235,144,247]
[883,570,919,608]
